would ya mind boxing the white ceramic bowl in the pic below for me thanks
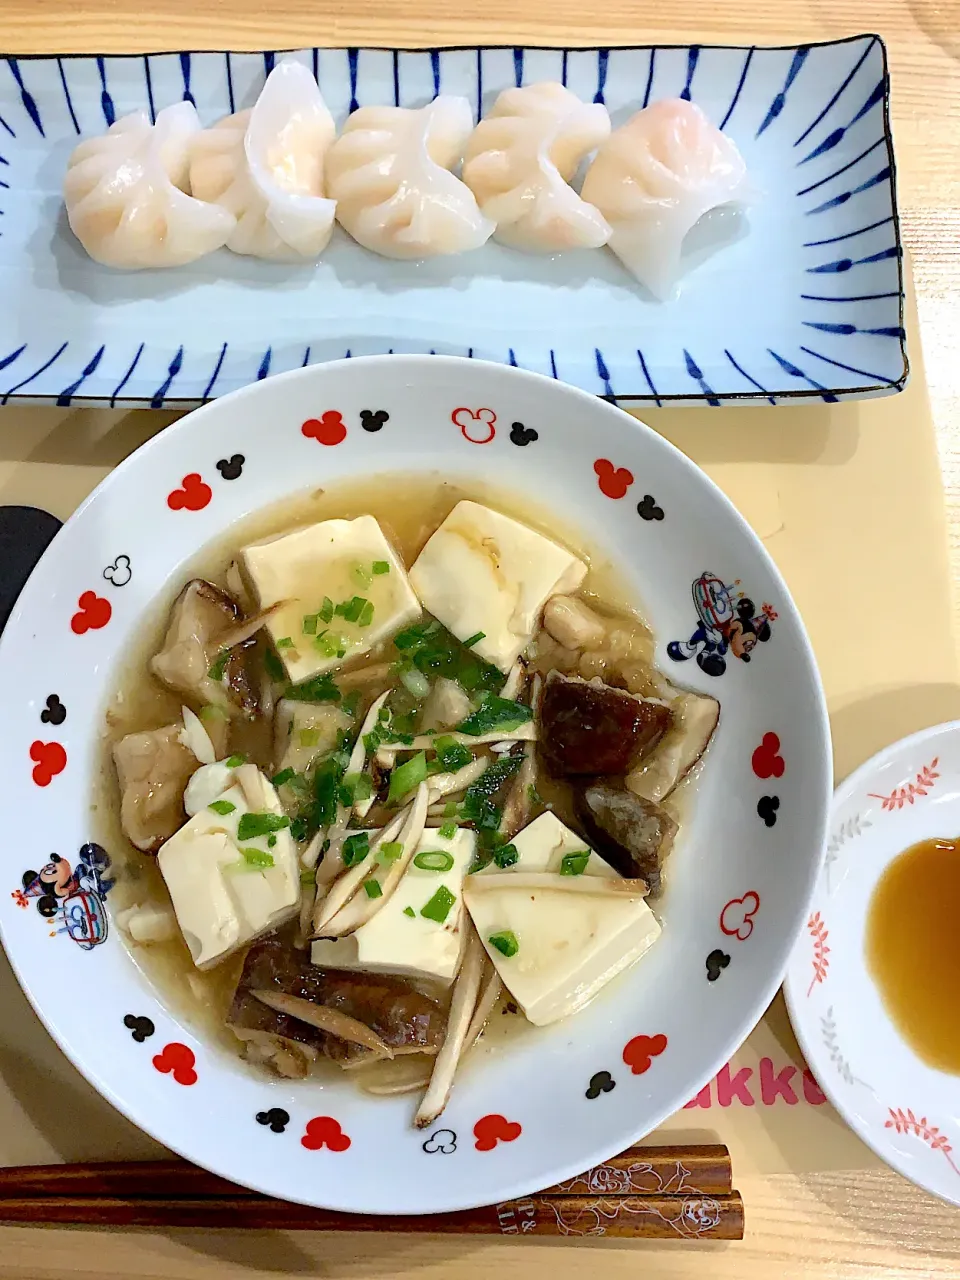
[0,356,830,1213]
[786,721,960,1207]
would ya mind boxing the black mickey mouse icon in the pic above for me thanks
[509,421,538,446]
[586,1071,616,1099]
[757,796,780,827]
[360,410,389,432]
[256,1108,290,1134]
[123,1014,155,1043]
[637,495,665,521]
[216,454,245,481]
[40,695,66,726]
[706,949,731,982]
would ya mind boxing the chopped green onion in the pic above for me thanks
[387,751,428,804]
[364,879,383,899]
[300,868,316,885]
[335,595,368,624]
[271,767,296,788]
[237,812,290,841]
[342,832,370,867]
[208,799,236,816]
[208,650,229,681]
[372,561,390,575]
[434,736,473,772]
[462,631,486,648]
[378,707,391,723]
[313,631,339,657]
[414,850,455,872]
[394,620,441,651]
[302,614,319,635]
[399,666,431,699]
[560,850,590,876]
[493,843,519,868]
[380,841,404,862]
[403,906,415,918]
[290,816,309,842]
[357,600,375,628]
[421,885,456,923]
[224,754,247,768]
[319,597,334,624]
[438,821,458,841]
[267,834,277,848]
[343,690,361,718]
[287,674,341,703]
[200,705,227,723]
[264,648,285,682]
[299,728,321,748]
[352,563,373,588]
[241,848,275,870]
[312,757,344,829]
[456,697,533,738]
[527,783,544,806]
[276,637,294,648]
[339,773,374,806]
[489,930,519,958]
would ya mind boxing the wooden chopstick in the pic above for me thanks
[0,1191,744,1237]
[0,1146,741,1239]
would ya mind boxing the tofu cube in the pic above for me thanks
[241,515,420,684]
[311,827,476,985]
[476,810,615,878]
[409,501,587,672]
[463,873,660,1025]
[157,776,298,968]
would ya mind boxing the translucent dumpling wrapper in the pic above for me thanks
[189,58,337,260]
[580,98,753,300]
[462,82,612,253]
[325,96,494,260]
[63,102,236,269]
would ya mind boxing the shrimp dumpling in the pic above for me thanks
[462,82,612,253]
[189,58,337,260]
[581,99,753,300]
[325,96,494,260]
[64,102,236,269]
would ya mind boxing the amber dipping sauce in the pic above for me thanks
[865,837,960,1074]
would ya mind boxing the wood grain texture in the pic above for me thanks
[1,0,959,1275]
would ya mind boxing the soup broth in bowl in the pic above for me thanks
[0,356,830,1213]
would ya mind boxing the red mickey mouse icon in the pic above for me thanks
[452,406,496,444]
[167,474,212,512]
[302,411,347,446]
[752,732,785,779]
[594,458,634,499]
[622,1032,668,1075]
[152,1042,197,1086]
[70,591,111,635]
[473,1114,522,1151]
[29,740,67,787]
[301,1116,352,1151]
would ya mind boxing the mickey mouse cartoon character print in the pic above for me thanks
[13,844,113,950]
[667,572,776,677]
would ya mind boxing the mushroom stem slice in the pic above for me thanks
[415,928,486,1129]
[249,990,393,1059]
[464,962,502,1050]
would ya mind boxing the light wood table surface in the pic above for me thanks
[1,2,959,1277]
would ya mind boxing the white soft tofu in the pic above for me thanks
[241,515,420,684]
[463,873,661,1025]
[409,501,587,672]
[476,810,615,878]
[311,827,476,985]
[157,777,299,969]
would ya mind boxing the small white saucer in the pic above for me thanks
[785,720,960,1207]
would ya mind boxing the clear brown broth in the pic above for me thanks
[96,472,658,1060]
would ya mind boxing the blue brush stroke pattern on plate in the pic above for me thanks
[0,36,905,407]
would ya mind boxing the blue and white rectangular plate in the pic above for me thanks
[0,36,906,408]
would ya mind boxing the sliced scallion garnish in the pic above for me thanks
[493,843,519,868]
[559,850,590,876]
[413,850,455,872]
[438,821,458,841]
[462,631,485,648]
[380,841,404,862]
[372,561,390,575]
[237,812,290,842]
[342,831,370,867]
[421,885,456,923]
[207,799,236,816]
[364,879,383,899]
[241,847,275,870]
[387,751,428,804]
[489,930,519,958]
[271,767,296,787]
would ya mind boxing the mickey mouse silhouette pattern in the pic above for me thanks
[12,843,113,950]
[667,572,777,677]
